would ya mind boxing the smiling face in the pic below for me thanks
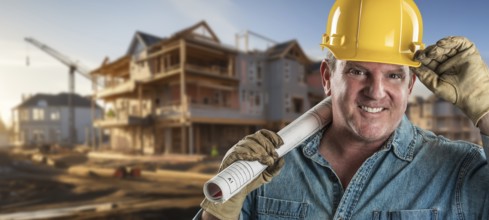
[321,59,415,143]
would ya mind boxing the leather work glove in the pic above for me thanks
[414,36,489,126]
[201,129,284,220]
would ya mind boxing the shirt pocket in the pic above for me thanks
[372,209,438,220]
[256,196,309,219]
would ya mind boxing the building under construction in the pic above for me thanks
[407,96,482,145]
[91,21,323,155]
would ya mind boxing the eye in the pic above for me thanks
[347,68,366,76]
[388,73,404,79]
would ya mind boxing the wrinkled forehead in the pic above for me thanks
[338,60,411,73]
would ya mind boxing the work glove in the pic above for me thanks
[201,129,284,220]
[414,36,489,126]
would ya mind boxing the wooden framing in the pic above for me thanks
[92,21,306,156]
[190,117,266,125]
[91,55,130,77]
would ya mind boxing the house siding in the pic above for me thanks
[13,95,103,147]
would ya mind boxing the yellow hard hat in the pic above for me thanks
[320,0,425,67]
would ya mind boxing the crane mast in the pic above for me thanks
[24,37,93,147]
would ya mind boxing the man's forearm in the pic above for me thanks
[202,211,220,220]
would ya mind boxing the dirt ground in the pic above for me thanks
[0,147,221,220]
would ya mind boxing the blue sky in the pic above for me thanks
[1,0,489,126]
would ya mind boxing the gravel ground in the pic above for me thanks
[0,148,221,220]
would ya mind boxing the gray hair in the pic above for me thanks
[325,51,337,73]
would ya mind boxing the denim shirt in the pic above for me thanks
[195,116,489,219]
[241,117,489,220]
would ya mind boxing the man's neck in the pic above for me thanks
[318,125,389,188]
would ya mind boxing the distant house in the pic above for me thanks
[306,61,326,108]
[239,39,313,129]
[407,95,481,144]
[11,93,103,147]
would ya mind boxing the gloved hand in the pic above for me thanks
[201,129,284,220]
[414,36,489,126]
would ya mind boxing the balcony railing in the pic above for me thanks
[103,78,130,88]
[94,113,151,128]
[105,99,262,124]
[154,99,243,119]
[153,64,181,76]
[155,102,183,119]
[185,63,230,77]
[96,81,137,99]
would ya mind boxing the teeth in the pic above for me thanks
[361,106,383,113]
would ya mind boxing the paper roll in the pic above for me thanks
[203,98,332,203]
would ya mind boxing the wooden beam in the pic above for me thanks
[138,85,143,116]
[180,39,187,120]
[139,42,181,62]
[228,55,234,77]
[91,56,130,76]
[180,39,187,153]
[189,123,194,154]
[190,117,267,125]
[181,125,186,154]
[195,124,201,154]
[186,42,225,56]
[186,79,236,91]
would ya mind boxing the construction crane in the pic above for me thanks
[25,37,95,147]
[235,30,278,52]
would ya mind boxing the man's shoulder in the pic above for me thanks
[413,125,484,158]
[415,125,479,146]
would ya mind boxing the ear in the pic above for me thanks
[320,59,332,96]
[408,72,416,94]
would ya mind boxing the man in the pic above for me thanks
[197,0,489,219]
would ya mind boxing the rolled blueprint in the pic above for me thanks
[203,98,332,203]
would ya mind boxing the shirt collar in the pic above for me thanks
[389,115,417,162]
[301,127,330,167]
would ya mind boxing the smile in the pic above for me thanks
[360,106,384,113]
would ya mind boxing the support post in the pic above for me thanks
[68,66,76,147]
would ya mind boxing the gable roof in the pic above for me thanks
[267,40,295,57]
[15,93,98,109]
[125,20,233,57]
[266,40,311,64]
[170,20,220,43]
[137,31,163,46]
[127,31,165,55]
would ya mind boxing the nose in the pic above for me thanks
[364,76,386,100]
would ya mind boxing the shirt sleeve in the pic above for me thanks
[481,133,489,162]
[239,191,254,219]
[459,133,489,218]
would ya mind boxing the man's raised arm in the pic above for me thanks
[413,36,489,159]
